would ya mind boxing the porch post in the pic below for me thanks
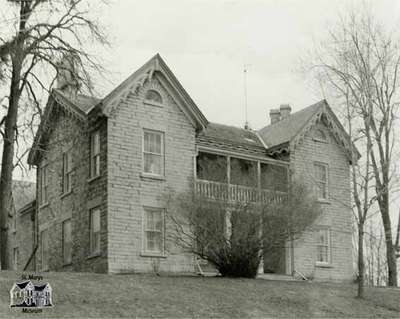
[227,156,231,185]
[287,164,295,275]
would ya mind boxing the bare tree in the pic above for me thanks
[365,222,388,286]
[0,0,109,269]
[166,157,321,278]
[306,8,399,287]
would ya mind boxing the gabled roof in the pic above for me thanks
[258,100,360,160]
[258,100,324,148]
[16,280,32,289]
[196,122,268,156]
[28,54,208,165]
[99,53,208,130]
[54,90,100,113]
[27,89,97,165]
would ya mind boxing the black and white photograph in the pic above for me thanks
[0,0,399,318]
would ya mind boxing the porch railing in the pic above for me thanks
[195,179,286,204]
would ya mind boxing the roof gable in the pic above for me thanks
[258,101,324,148]
[99,54,208,130]
[27,90,90,165]
[258,100,360,160]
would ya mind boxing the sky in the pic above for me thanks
[95,0,400,130]
[1,0,400,181]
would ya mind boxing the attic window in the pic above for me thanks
[144,90,163,106]
[314,129,328,143]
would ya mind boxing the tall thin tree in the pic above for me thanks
[0,0,109,269]
[306,9,399,287]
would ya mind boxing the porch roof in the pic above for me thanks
[196,122,269,157]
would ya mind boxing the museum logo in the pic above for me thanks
[10,275,53,313]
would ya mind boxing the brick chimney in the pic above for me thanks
[280,104,292,120]
[269,109,280,124]
[56,54,80,98]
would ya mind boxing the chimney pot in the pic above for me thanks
[280,104,292,119]
[269,109,281,124]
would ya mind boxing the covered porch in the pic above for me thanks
[194,149,291,275]
[195,150,288,204]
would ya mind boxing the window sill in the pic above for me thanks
[87,252,101,260]
[315,262,333,268]
[39,202,49,210]
[313,138,328,143]
[63,262,72,267]
[140,252,167,258]
[87,175,101,184]
[316,199,331,205]
[140,173,166,181]
[144,100,163,108]
[60,190,73,200]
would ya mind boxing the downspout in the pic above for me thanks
[288,153,295,276]
[23,199,39,271]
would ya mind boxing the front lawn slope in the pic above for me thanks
[0,271,399,318]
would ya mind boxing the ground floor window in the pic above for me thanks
[316,228,331,264]
[90,208,101,255]
[41,229,49,271]
[63,219,72,264]
[143,207,165,254]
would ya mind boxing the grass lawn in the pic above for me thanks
[0,270,399,318]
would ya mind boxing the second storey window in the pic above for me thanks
[90,208,101,255]
[314,162,328,199]
[39,163,49,205]
[90,130,100,178]
[143,130,164,176]
[62,219,72,265]
[62,150,73,194]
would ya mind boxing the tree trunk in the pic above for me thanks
[379,193,398,286]
[0,60,22,270]
[357,221,365,298]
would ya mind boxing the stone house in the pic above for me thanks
[22,54,357,280]
[6,181,36,271]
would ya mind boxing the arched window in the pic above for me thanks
[145,90,163,104]
[314,129,328,142]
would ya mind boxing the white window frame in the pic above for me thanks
[62,219,72,265]
[41,229,49,271]
[39,162,49,205]
[90,130,101,178]
[142,130,165,177]
[316,228,331,265]
[142,207,165,256]
[89,208,101,256]
[313,162,329,200]
[144,89,163,107]
[62,150,73,194]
